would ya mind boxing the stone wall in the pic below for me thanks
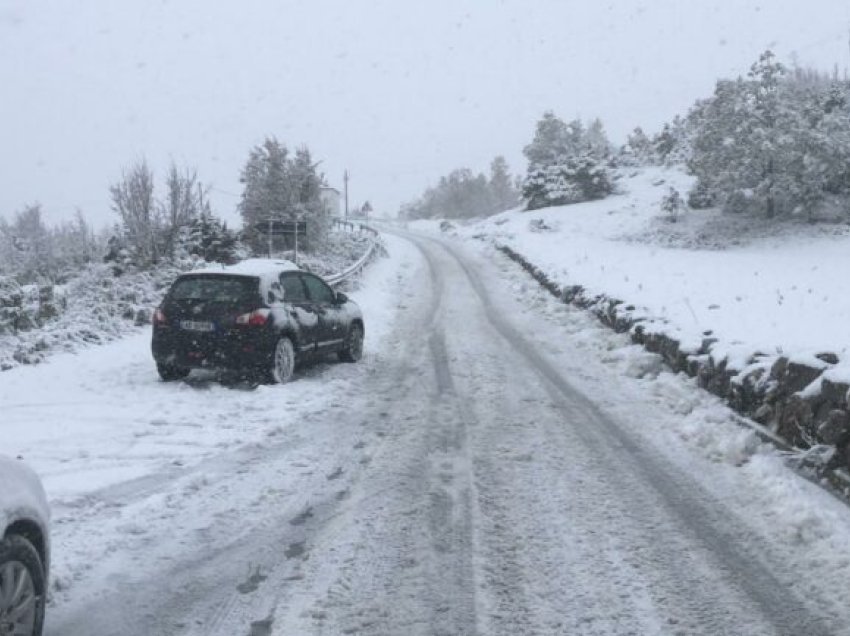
[0,277,67,336]
[498,245,850,471]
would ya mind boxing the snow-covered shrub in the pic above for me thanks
[687,179,716,210]
[524,154,613,210]
[661,187,685,223]
[528,218,554,233]
[522,112,614,211]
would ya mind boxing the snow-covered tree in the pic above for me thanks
[184,213,239,264]
[523,111,572,166]
[661,187,684,222]
[619,127,653,166]
[291,146,330,249]
[238,138,327,254]
[652,116,690,165]
[52,210,99,272]
[521,112,614,210]
[0,205,54,281]
[586,118,613,159]
[687,50,850,220]
[489,156,520,211]
[110,159,159,265]
[161,163,204,259]
[523,153,612,210]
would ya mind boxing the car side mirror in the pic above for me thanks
[335,292,348,304]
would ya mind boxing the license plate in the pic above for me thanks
[180,320,214,332]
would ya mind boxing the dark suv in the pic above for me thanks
[151,259,364,383]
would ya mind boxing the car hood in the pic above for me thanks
[0,455,50,534]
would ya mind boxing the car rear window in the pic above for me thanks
[169,275,258,303]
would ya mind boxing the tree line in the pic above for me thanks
[399,116,619,219]
[402,49,850,225]
[399,156,521,220]
[0,135,332,284]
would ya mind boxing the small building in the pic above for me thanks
[320,186,342,218]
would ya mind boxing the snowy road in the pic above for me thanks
[5,232,850,635]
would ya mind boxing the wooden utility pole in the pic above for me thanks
[344,169,349,220]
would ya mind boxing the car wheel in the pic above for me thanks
[156,362,190,381]
[338,323,364,362]
[271,337,295,384]
[0,535,46,636]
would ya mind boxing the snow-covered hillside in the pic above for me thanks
[426,166,850,385]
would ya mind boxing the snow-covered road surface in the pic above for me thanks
[5,232,850,635]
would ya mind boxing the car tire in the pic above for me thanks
[156,363,190,381]
[0,535,46,636]
[271,336,296,384]
[338,323,364,362]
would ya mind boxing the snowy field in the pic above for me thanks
[414,166,850,385]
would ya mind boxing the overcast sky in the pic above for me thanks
[2,0,850,227]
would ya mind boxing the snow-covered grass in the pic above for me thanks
[416,165,850,386]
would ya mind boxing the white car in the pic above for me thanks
[0,455,49,636]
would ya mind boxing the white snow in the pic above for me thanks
[6,219,850,633]
[458,236,850,627]
[0,237,417,504]
[0,454,50,535]
[187,258,300,277]
[418,165,850,381]
[185,258,302,301]
[0,234,422,617]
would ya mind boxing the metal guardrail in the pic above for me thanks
[331,219,379,237]
[324,220,380,287]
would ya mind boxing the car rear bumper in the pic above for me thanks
[152,326,275,371]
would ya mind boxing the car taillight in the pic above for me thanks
[235,308,271,326]
[153,308,167,326]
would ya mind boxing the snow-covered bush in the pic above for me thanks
[661,187,685,223]
[522,112,613,211]
[524,153,613,210]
